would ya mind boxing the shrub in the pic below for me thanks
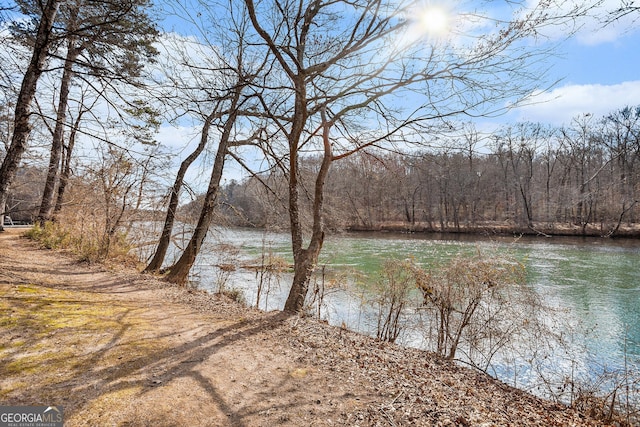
[416,251,529,362]
[367,258,421,343]
[254,238,289,310]
[26,220,136,265]
[25,222,73,250]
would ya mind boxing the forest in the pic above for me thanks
[218,111,640,237]
[1,0,639,314]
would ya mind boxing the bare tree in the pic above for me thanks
[162,88,246,283]
[607,1,640,22]
[600,106,640,235]
[143,112,211,273]
[244,0,590,312]
[493,123,547,230]
[560,115,604,233]
[227,102,640,237]
[160,1,266,284]
[52,84,101,217]
[142,26,252,273]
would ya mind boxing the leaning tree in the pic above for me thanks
[143,31,243,273]
[156,0,268,283]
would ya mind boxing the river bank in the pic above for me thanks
[0,229,613,426]
[346,220,640,238]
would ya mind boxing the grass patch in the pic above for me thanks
[70,386,144,426]
[0,283,169,406]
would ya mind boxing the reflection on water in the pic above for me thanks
[182,227,639,394]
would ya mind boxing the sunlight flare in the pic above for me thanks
[418,6,450,37]
[395,3,454,51]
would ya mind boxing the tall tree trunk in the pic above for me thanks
[164,96,240,285]
[52,137,73,218]
[144,111,213,273]
[38,41,79,225]
[281,78,308,311]
[284,108,333,313]
[53,108,83,218]
[0,0,60,231]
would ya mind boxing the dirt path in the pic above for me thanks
[0,229,605,426]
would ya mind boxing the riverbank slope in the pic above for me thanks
[0,229,605,426]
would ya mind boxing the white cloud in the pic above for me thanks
[575,11,640,46]
[522,0,640,46]
[156,124,200,153]
[513,80,640,125]
[155,124,255,190]
[576,21,626,45]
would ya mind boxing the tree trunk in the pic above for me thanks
[0,194,7,232]
[52,140,73,218]
[38,41,79,225]
[284,108,332,313]
[53,108,83,218]
[164,97,240,285]
[0,0,60,231]
[144,111,214,273]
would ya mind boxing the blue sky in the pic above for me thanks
[157,1,640,129]
[502,4,640,127]
[153,1,640,185]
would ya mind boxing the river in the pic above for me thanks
[160,226,640,400]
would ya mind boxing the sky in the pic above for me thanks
[501,3,640,127]
[156,1,640,132]
[3,0,639,187]
[154,1,640,185]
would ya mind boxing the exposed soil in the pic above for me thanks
[0,228,609,426]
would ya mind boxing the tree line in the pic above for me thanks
[1,0,638,314]
[220,109,640,237]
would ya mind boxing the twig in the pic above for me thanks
[379,391,403,426]
[390,390,404,405]
[379,407,397,427]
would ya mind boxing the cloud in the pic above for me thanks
[521,0,640,46]
[156,124,200,153]
[514,80,640,125]
[575,10,640,46]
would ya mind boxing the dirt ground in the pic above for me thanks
[0,228,608,426]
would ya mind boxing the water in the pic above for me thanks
[179,227,640,398]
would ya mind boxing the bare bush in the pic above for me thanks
[412,249,640,422]
[254,238,289,310]
[305,264,351,321]
[567,354,640,426]
[212,243,240,294]
[416,251,530,361]
[365,258,421,343]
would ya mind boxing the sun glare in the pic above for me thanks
[418,6,449,37]
[391,3,453,52]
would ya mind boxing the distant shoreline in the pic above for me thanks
[344,220,640,239]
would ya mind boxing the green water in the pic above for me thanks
[203,228,640,369]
